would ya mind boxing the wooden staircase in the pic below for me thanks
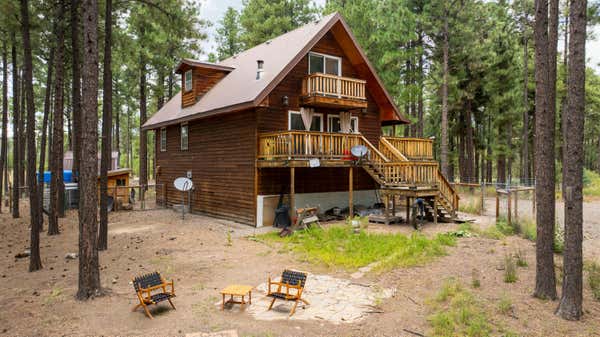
[256,130,459,219]
[357,136,459,219]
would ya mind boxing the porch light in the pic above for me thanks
[282,95,289,106]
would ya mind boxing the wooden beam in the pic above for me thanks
[290,167,295,217]
[349,167,353,218]
[406,197,410,224]
[507,190,512,225]
[433,197,438,224]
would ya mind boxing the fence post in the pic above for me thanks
[514,190,518,222]
[163,183,167,208]
[495,191,499,219]
[480,182,485,214]
[507,189,512,225]
[141,186,145,210]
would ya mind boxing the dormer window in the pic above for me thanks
[184,70,193,92]
[308,52,341,76]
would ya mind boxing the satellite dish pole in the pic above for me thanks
[174,177,194,220]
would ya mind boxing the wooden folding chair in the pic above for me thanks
[131,271,176,319]
[266,269,309,317]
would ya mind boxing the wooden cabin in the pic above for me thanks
[143,12,458,226]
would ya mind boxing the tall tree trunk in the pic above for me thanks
[126,104,131,169]
[507,121,513,183]
[49,2,66,236]
[0,43,8,214]
[11,35,20,219]
[77,0,101,299]
[139,42,148,190]
[38,45,55,222]
[20,0,42,272]
[440,12,450,178]
[556,0,586,320]
[533,0,557,300]
[522,34,530,184]
[98,0,112,251]
[417,34,424,138]
[18,70,25,193]
[71,0,82,181]
[597,136,600,174]
[560,4,569,196]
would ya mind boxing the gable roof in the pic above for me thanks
[142,12,408,130]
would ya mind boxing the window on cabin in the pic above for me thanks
[160,128,166,152]
[288,111,322,131]
[327,115,358,133]
[184,70,192,92]
[116,179,126,186]
[308,52,341,76]
[180,124,189,150]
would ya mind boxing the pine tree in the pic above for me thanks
[77,0,101,300]
[216,7,243,60]
[556,0,586,321]
[533,0,558,300]
[239,0,318,48]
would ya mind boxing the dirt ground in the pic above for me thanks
[1,200,600,337]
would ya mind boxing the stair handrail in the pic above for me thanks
[379,137,408,162]
[358,135,390,164]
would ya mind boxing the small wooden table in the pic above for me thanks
[220,284,253,310]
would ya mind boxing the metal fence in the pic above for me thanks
[8,183,167,212]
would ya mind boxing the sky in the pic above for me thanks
[197,0,600,70]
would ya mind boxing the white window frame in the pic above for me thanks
[180,123,189,151]
[288,110,323,132]
[327,114,359,133]
[308,52,342,76]
[184,70,193,92]
[160,127,167,152]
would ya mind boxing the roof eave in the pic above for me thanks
[141,101,255,131]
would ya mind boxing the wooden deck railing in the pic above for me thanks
[257,131,458,213]
[258,131,386,162]
[382,137,434,160]
[302,73,366,100]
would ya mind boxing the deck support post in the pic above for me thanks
[383,193,390,225]
[433,196,438,224]
[349,167,353,218]
[290,167,295,218]
[495,193,499,219]
[391,195,396,216]
[406,197,410,224]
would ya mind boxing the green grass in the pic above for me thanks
[258,225,456,271]
[427,279,492,337]
[504,254,518,283]
[585,261,600,301]
[459,194,483,215]
[584,169,600,199]
[497,295,513,315]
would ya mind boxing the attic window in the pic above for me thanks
[184,70,192,92]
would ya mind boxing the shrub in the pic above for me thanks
[583,169,600,198]
[504,254,517,283]
[514,249,528,267]
[471,269,481,289]
[428,279,491,337]
[585,261,600,301]
[459,194,482,215]
[498,295,513,315]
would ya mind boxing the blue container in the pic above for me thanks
[38,170,74,184]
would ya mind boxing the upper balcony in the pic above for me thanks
[301,73,367,109]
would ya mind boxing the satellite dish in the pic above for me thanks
[351,145,369,158]
[174,177,193,191]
